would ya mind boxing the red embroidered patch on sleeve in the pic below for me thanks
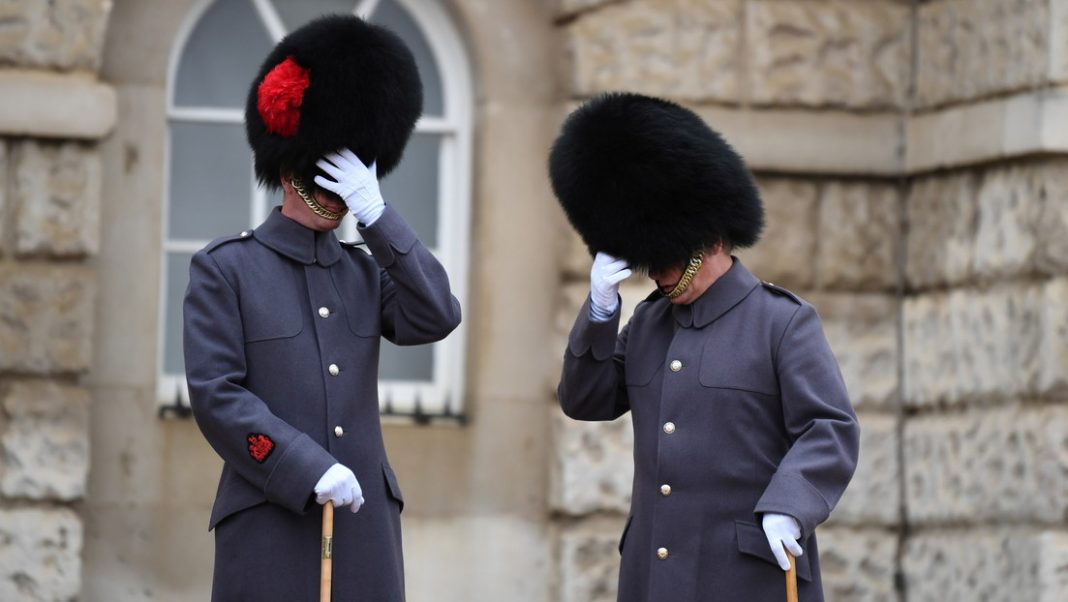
[247,433,275,463]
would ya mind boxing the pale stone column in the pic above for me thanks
[0,1,115,600]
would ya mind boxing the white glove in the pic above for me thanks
[762,513,803,571]
[314,148,385,225]
[589,252,631,321]
[314,463,365,513]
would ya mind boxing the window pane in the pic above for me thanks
[380,133,440,246]
[370,0,444,116]
[163,251,195,376]
[272,0,358,31]
[379,340,433,381]
[174,0,274,108]
[169,121,252,239]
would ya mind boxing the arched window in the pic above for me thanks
[159,0,472,420]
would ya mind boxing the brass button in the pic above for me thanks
[670,360,682,372]
[334,425,344,438]
[318,307,331,318]
[240,230,250,237]
[660,484,672,496]
[328,364,339,376]
[657,547,669,560]
[663,422,676,434]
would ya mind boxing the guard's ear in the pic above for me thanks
[280,175,294,194]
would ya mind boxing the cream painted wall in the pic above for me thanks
[86,0,565,600]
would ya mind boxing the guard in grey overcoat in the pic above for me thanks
[550,93,859,601]
[183,15,459,601]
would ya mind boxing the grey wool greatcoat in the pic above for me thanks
[558,258,859,602]
[183,206,460,601]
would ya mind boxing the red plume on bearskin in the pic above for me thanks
[256,56,310,138]
[245,15,423,190]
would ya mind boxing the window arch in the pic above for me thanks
[159,0,473,420]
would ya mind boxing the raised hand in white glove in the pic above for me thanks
[314,463,365,513]
[314,148,385,225]
[762,512,803,571]
[589,252,632,321]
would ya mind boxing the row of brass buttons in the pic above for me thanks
[657,360,682,561]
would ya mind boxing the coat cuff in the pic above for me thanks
[567,296,621,361]
[263,433,337,515]
[753,472,830,540]
[358,205,418,267]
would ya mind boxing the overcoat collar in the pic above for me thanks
[672,257,760,328]
[253,207,342,266]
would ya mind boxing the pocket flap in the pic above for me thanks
[382,463,404,513]
[735,520,812,582]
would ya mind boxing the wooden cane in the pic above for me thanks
[785,551,798,602]
[321,502,334,602]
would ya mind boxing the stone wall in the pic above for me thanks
[550,0,1068,601]
[901,159,1068,600]
[0,1,114,601]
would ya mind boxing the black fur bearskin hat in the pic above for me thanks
[549,93,764,271]
[245,14,422,190]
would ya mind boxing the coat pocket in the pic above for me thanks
[734,520,812,582]
[698,339,778,396]
[382,463,405,513]
[242,297,304,342]
[618,515,634,555]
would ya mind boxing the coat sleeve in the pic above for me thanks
[557,295,631,421]
[183,250,337,515]
[358,205,462,345]
[753,302,860,539]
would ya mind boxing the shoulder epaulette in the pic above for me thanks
[760,280,802,304]
[204,229,254,253]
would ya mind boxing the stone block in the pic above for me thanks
[903,284,1046,407]
[0,508,82,601]
[1035,159,1068,274]
[747,0,910,109]
[903,529,1068,602]
[916,0,1050,109]
[567,0,743,102]
[0,381,89,500]
[0,0,112,71]
[697,106,902,176]
[1039,278,1068,398]
[904,404,1068,525]
[902,292,956,407]
[736,178,818,291]
[13,140,101,257]
[0,71,116,140]
[905,171,978,290]
[973,162,1042,280]
[905,88,1068,173]
[1053,0,1068,84]
[816,181,900,292]
[827,413,899,527]
[807,293,898,411]
[557,521,624,602]
[818,527,898,602]
[550,411,633,516]
[0,264,95,374]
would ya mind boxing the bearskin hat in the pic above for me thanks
[549,93,764,272]
[245,14,422,190]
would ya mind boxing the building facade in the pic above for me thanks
[0,0,1065,600]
